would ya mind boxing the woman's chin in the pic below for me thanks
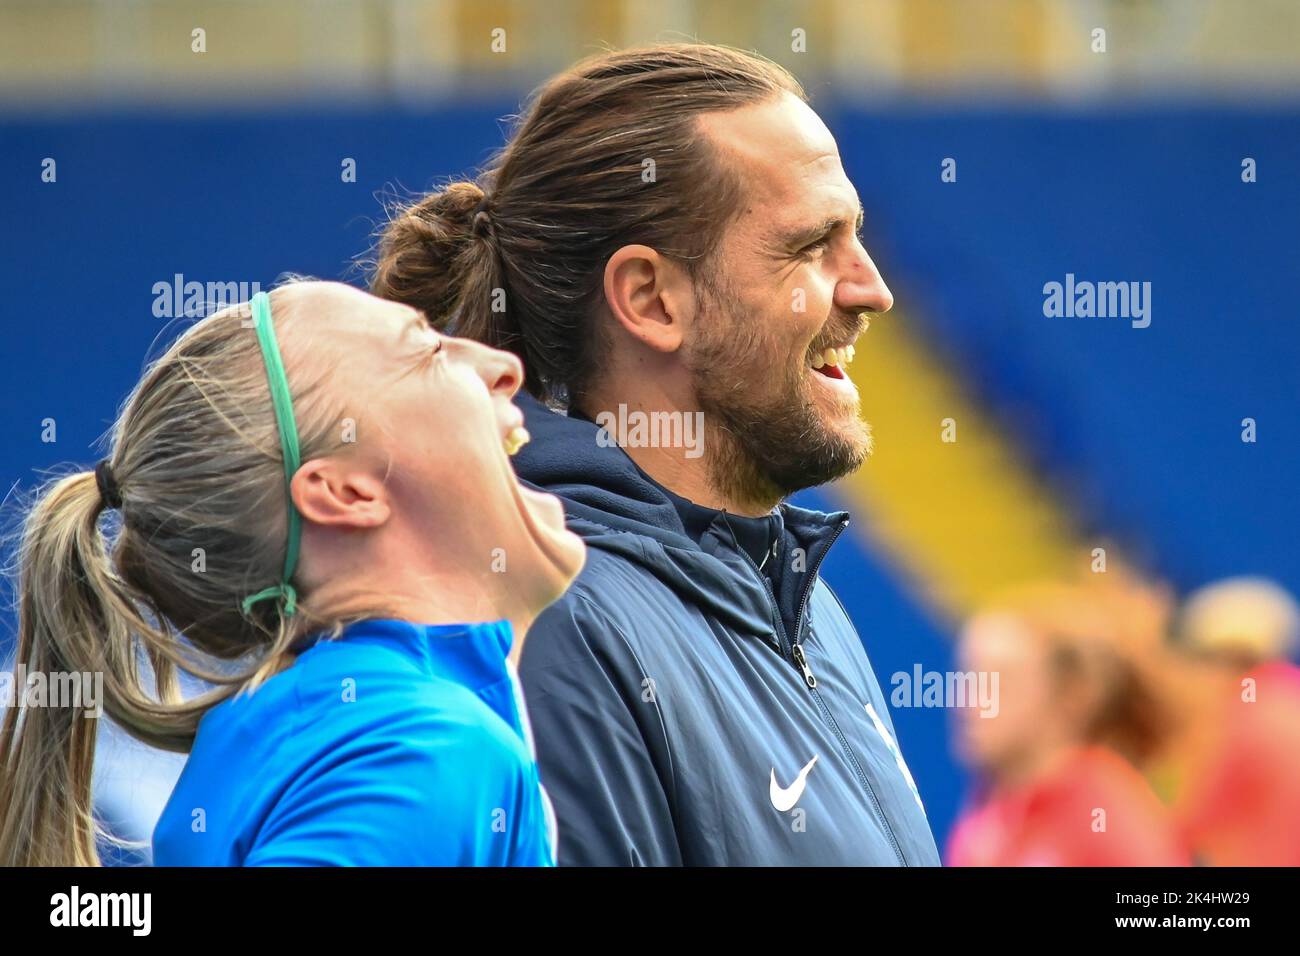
[518,483,587,593]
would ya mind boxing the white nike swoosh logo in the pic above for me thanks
[769,755,819,812]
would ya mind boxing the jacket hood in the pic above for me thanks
[512,394,690,546]
[511,394,850,638]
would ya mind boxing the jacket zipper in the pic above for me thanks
[791,643,816,687]
[738,519,908,866]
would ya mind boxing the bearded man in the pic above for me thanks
[373,42,939,866]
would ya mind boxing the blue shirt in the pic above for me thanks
[152,618,556,866]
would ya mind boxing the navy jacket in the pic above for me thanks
[515,395,941,866]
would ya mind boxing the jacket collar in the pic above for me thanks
[511,393,852,641]
[512,392,848,545]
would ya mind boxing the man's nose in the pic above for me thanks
[836,249,894,315]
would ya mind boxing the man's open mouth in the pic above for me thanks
[810,344,855,380]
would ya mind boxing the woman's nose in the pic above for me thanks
[478,343,524,399]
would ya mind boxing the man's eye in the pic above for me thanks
[799,236,831,258]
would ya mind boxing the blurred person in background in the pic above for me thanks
[947,579,1190,866]
[1158,577,1300,866]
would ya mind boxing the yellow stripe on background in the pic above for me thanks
[832,307,1088,621]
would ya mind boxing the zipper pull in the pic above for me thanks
[792,643,817,688]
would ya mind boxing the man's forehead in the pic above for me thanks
[700,94,842,191]
[699,94,858,231]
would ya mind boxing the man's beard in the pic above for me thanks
[686,277,872,512]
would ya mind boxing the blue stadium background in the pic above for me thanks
[2,100,1297,859]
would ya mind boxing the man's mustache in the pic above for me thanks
[808,311,869,355]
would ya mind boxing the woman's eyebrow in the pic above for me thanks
[398,311,432,342]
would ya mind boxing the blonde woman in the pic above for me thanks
[0,281,585,866]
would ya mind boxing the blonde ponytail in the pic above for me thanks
[0,288,353,865]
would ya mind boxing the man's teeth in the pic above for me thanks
[811,345,854,370]
[504,426,531,456]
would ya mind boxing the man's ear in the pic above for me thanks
[603,244,695,354]
[291,459,391,529]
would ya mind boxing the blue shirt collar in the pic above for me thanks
[302,617,515,695]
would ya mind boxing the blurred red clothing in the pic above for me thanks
[947,745,1190,866]
[1176,660,1300,866]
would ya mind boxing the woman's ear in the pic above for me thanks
[291,459,391,529]
[602,244,695,354]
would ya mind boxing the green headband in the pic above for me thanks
[241,291,302,618]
